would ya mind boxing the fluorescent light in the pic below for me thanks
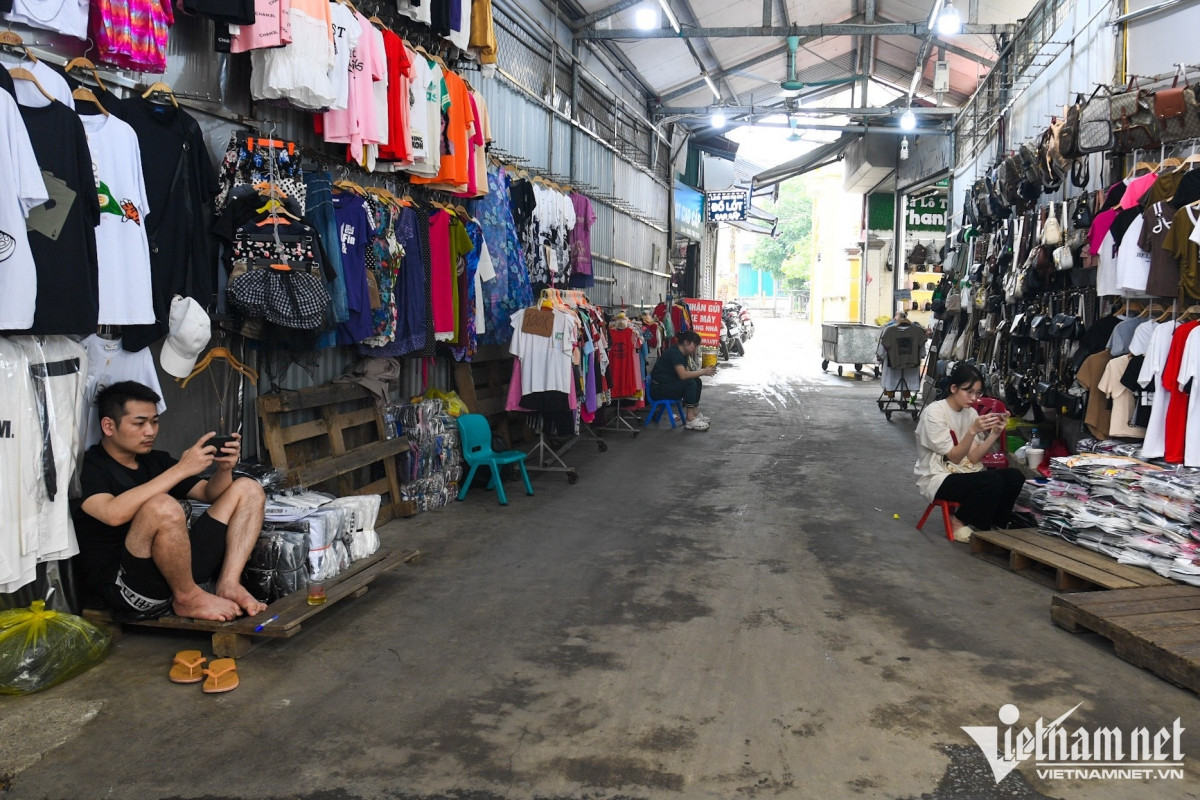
[658,0,680,33]
[634,4,657,30]
[710,109,726,128]
[936,1,961,35]
[899,108,916,130]
[703,73,720,100]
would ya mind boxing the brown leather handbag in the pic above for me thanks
[1156,70,1200,143]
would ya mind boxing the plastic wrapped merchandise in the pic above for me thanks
[242,529,310,603]
[324,495,382,561]
[0,601,112,695]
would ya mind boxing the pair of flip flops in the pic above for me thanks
[169,650,239,693]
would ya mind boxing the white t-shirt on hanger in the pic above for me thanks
[397,0,430,25]
[327,0,361,112]
[81,335,166,448]
[1138,320,1179,459]
[0,90,48,330]
[1175,326,1200,466]
[1096,230,1119,297]
[79,113,156,326]
[509,307,578,395]
[405,45,430,163]
[0,338,39,592]
[1128,319,1159,357]
[2,59,76,109]
[1114,215,1150,295]
[3,0,89,40]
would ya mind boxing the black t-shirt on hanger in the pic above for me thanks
[114,97,220,352]
[1171,170,1200,209]
[178,0,254,24]
[11,101,101,335]
[1109,207,1141,248]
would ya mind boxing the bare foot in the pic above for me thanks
[217,582,268,617]
[173,589,240,621]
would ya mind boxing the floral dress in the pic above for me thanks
[468,167,533,344]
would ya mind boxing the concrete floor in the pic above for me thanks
[3,317,1198,800]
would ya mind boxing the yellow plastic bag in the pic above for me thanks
[0,601,112,695]
[419,387,469,417]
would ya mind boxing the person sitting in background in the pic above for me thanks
[72,381,268,621]
[650,330,716,431]
[913,363,1025,542]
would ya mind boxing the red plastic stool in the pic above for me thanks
[917,500,962,541]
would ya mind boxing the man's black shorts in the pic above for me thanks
[101,513,228,619]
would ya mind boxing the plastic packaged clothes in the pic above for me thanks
[323,496,382,561]
[0,601,112,695]
[242,530,310,603]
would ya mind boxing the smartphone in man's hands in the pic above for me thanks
[207,435,236,452]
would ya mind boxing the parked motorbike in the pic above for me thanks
[719,309,745,360]
[737,304,754,341]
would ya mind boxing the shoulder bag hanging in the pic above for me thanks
[1077,86,1115,154]
[1155,66,1200,143]
[1111,78,1162,152]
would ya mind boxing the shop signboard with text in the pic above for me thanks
[685,298,724,346]
[674,181,705,240]
[706,190,749,222]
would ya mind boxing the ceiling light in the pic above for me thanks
[710,109,727,128]
[936,1,962,35]
[703,73,720,101]
[634,4,657,30]
[658,0,680,33]
[899,108,916,131]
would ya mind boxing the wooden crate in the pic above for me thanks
[452,344,514,440]
[84,548,420,657]
[1052,586,1200,693]
[257,383,414,523]
[970,527,1175,591]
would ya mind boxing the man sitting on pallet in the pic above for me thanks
[72,381,269,621]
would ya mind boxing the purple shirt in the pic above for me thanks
[334,193,375,344]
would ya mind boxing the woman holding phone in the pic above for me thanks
[913,363,1026,542]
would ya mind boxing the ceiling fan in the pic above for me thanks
[781,35,863,96]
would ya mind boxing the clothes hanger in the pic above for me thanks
[1156,301,1178,323]
[1179,305,1200,323]
[9,68,55,103]
[72,86,109,115]
[141,81,179,107]
[180,345,258,388]
[255,197,299,219]
[1132,159,1158,176]
[0,31,37,63]
[64,56,106,91]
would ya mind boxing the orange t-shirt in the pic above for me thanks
[411,68,473,191]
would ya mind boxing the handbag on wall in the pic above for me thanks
[1042,202,1063,246]
[1078,86,1115,153]
[1155,68,1200,143]
[1111,79,1161,152]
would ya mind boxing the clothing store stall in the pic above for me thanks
[920,0,1200,692]
[0,0,674,638]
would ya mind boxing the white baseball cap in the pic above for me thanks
[160,295,212,379]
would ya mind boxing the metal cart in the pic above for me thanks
[820,323,882,378]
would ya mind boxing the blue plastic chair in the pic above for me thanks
[642,377,687,429]
[455,414,533,505]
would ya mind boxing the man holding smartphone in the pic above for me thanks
[72,381,268,621]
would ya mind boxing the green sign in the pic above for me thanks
[867,194,948,232]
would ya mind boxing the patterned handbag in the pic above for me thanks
[1077,86,1115,154]
[1111,79,1161,152]
[1155,69,1200,143]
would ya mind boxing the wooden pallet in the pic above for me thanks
[258,383,415,523]
[1051,586,1200,693]
[970,527,1175,591]
[83,548,420,657]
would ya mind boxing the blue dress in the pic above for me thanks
[468,167,533,344]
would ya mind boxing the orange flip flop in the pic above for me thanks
[168,650,207,684]
[202,658,239,693]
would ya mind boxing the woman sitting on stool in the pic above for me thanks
[914,363,1025,542]
[650,330,716,431]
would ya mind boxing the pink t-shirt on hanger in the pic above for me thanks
[1120,172,1158,209]
[322,10,386,161]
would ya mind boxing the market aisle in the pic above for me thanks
[4,318,1197,800]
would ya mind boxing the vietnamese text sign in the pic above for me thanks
[686,298,724,346]
[707,190,748,222]
[674,181,705,240]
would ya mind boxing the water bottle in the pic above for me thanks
[1029,428,1041,450]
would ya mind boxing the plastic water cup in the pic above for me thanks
[1026,448,1045,470]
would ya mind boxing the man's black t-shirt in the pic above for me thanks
[113,98,220,351]
[651,346,687,384]
[15,100,100,335]
[71,445,202,590]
